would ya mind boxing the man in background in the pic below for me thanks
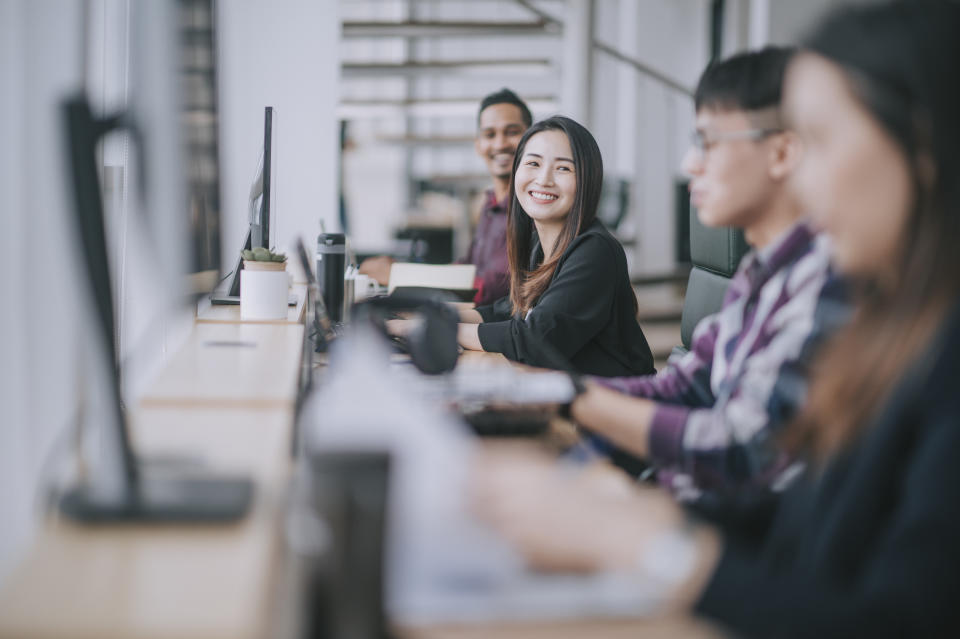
[359,88,531,305]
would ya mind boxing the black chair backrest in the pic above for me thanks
[679,210,750,350]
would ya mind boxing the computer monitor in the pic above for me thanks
[251,106,274,250]
[212,106,281,302]
[57,0,252,522]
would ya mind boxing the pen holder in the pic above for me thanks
[240,260,288,320]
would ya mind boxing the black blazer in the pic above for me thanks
[475,220,654,377]
[695,302,960,638]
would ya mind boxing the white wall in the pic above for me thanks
[0,0,144,584]
[0,0,87,582]
[747,0,886,49]
[218,0,340,266]
[767,0,839,45]
[612,0,708,274]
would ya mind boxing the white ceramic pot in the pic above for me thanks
[240,260,288,320]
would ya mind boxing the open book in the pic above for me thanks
[387,263,477,301]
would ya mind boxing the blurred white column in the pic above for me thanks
[749,0,771,48]
[561,0,593,126]
[615,0,640,176]
[722,0,752,56]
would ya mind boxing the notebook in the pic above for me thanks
[387,263,477,302]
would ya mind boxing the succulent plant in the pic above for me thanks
[242,246,287,262]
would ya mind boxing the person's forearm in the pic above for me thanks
[458,323,483,351]
[357,255,394,286]
[570,383,656,458]
[459,308,483,323]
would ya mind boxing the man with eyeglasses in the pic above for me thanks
[566,47,849,506]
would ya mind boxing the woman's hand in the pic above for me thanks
[471,447,684,572]
[471,448,723,612]
[389,318,484,352]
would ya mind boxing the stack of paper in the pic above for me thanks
[387,263,477,301]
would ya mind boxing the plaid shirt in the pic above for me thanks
[595,222,849,501]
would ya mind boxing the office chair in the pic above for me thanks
[675,209,750,356]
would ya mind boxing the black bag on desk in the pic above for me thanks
[357,292,460,375]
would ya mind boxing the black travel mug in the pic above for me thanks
[316,233,346,322]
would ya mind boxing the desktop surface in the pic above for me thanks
[139,322,303,409]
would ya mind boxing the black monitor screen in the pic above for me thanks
[217,107,276,299]
[249,106,274,250]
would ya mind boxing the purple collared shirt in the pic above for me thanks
[459,190,509,306]
[595,222,849,501]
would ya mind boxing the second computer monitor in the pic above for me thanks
[216,106,276,300]
[250,105,274,250]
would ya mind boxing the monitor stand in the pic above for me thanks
[59,475,253,523]
[61,94,254,525]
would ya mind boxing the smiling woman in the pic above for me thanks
[457,116,655,377]
[512,129,578,261]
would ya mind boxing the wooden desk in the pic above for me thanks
[139,322,304,409]
[0,405,293,639]
[0,310,303,639]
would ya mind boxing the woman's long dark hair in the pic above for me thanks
[507,116,604,316]
[789,1,960,458]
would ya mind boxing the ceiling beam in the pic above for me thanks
[338,95,555,106]
[594,41,693,96]
[342,20,557,38]
[337,97,558,119]
[342,58,553,78]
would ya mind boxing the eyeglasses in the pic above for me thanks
[690,128,783,154]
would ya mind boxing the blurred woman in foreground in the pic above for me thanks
[474,2,960,636]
